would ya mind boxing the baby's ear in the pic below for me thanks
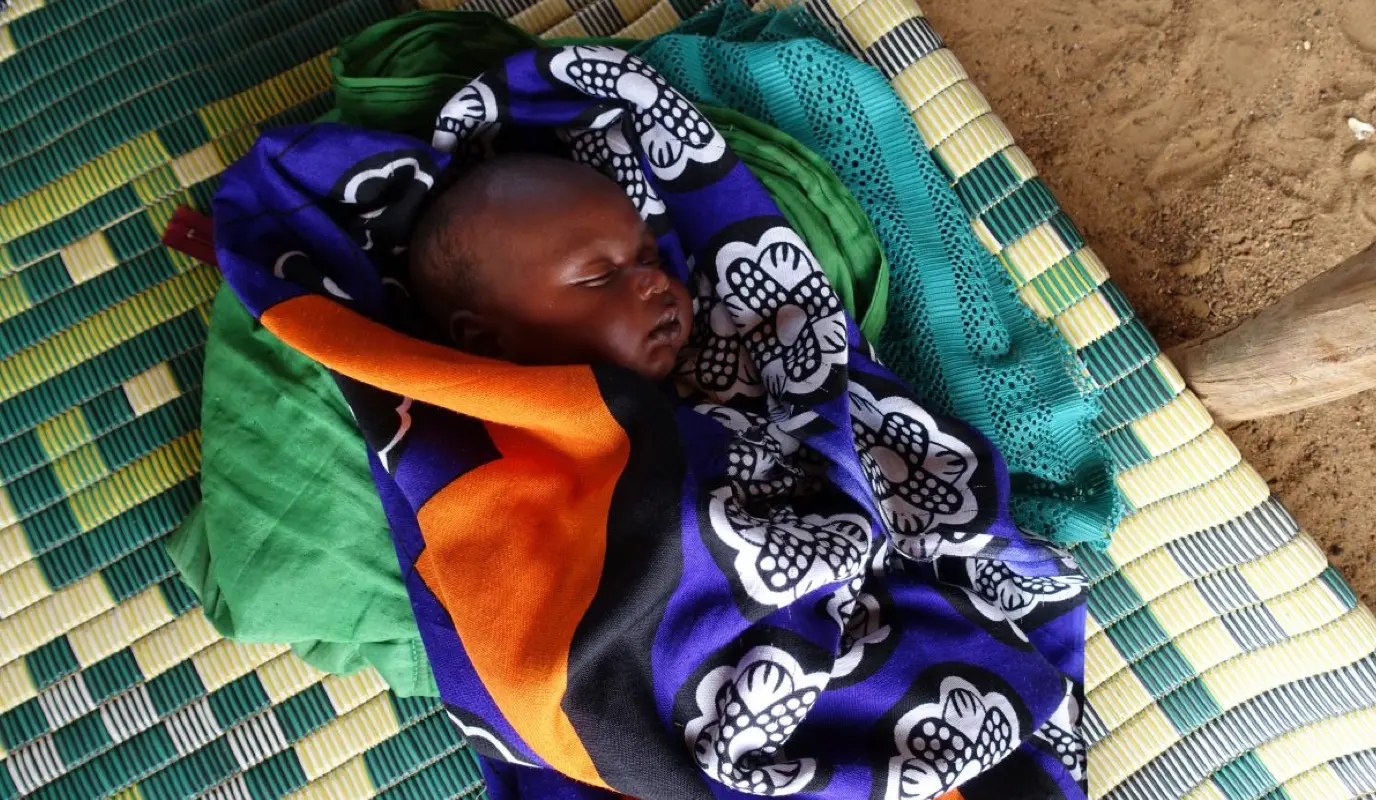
[448,310,500,357]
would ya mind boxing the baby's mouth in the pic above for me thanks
[649,307,683,346]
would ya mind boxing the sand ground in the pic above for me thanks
[918,0,1376,602]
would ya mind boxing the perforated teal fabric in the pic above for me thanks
[638,3,1123,543]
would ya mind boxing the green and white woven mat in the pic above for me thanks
[2,0,1375,798]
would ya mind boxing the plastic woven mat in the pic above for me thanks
[2,0,1375,798]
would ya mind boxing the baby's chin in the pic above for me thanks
[632,341,687,382]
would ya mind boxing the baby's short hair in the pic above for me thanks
[406,164,484,330]
[407,153,611,332]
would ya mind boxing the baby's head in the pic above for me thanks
[408,153,692,380]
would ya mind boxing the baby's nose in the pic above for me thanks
[635,265,670,299]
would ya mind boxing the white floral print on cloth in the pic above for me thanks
[706,485,871,609]
[849,381,986,559]
[546,45,728,223]
[713,226,849,401]
[826,577,892,681]
[549,46,726,181]
[680,269,764,400]
[967,557,1087,623]
[685,646,828,795]
[884,677,1021,800]
[565,125,667,219]
[1033,692,1086,784]
[433,78,502,155]
[696,404,828,501]
[340,155,436,253]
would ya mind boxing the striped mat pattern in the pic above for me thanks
[1,0,1373,798]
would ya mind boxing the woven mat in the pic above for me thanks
[2,0,1375,797]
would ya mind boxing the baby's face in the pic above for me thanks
[460,171,693,381]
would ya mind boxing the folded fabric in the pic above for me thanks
[212,42,1087,800]
[172,97,889,696]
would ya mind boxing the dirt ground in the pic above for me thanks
[918,0,1376,602]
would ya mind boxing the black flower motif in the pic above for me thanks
[707,486,870,609]
[886,677,1022,800]
[715,229,848,401]
[684,646,826,794]
[330,152,438,259]
[849,382,990,561]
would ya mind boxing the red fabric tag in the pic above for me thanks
[161,206,219,267]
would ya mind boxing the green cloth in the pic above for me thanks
[172,10,891,694]
[331,12,538,140]
[168,288,437,696]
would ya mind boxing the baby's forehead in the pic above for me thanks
[441,160,640,254]
[456,159,638,222]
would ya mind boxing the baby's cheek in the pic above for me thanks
[601,315,648,362]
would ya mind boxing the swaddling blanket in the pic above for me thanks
[213,45,1088,800]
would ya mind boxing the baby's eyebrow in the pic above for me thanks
[576,256,616,271]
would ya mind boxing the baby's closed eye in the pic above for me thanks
[575,270,617,288]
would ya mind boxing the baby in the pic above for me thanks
[408,154,693,380]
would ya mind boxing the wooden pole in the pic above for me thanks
[1167,242,1376,424]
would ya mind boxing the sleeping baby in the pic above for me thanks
[407,153,693,379]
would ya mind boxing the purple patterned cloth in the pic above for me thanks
[213,45,1088,800]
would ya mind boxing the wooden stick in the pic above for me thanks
[1167,242,1376,424]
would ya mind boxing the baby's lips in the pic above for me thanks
[647,316,681,346]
